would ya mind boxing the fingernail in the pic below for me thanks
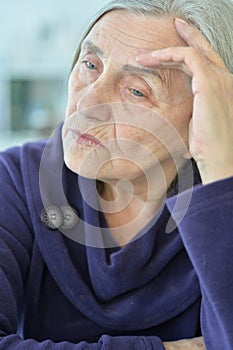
[175,18,189,26]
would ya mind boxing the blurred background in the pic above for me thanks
[0,0,105,150]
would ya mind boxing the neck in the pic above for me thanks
[101,159,178,203]
[98,161,179,247]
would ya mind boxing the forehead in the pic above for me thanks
[83,10,186,56]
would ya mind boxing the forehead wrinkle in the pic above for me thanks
[92,24,166,52]
[93,16,184,51]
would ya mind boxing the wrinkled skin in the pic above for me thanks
[136,18,233,185]
[62,10,233,348]
[62,11,194,245]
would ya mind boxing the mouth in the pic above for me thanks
[71,130,105,148]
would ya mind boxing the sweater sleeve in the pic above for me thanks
[166,176,233,350]
[0,148,165,350]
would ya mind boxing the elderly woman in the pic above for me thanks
[1,0,233,349]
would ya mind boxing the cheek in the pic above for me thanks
[115,125,148,144]
[160,74,193,133]
[162,94,193,130]
[172,103,192,135]
[160,101,193,155]
[66,80,86,118]
[66,61,106,118]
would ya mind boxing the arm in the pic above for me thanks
[136,18,233,350]
[166,177,233,350]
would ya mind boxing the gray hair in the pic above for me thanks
[71,0,233,73]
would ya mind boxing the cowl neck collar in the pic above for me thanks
[27,123,200,330]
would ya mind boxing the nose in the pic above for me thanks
[77,80,113,122]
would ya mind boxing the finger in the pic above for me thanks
[135,54,193,76]
[135,46,209,79]
[175,18,227,69]
[175,18,212,51]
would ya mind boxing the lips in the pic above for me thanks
[72,130,104,148]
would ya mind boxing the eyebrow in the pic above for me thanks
[81,40,104,58]
[122,64,163,80]
[81,40,170,82]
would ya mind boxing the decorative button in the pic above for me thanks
[60,205,79,230]
[41,206,63,230]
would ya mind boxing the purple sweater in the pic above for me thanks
[0,124,233,349]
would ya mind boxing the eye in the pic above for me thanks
[85,60,97,70]
[130,88,145,98]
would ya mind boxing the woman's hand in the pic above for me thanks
[163,336,206,349]
[135,18,233,185]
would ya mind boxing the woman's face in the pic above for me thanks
[62,10,193,183]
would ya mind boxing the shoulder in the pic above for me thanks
[0,139,46,163]
[0,123,63,185]
[0,140,46,188]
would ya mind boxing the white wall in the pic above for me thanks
[0,0,105,76]
[0,0,106,148]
